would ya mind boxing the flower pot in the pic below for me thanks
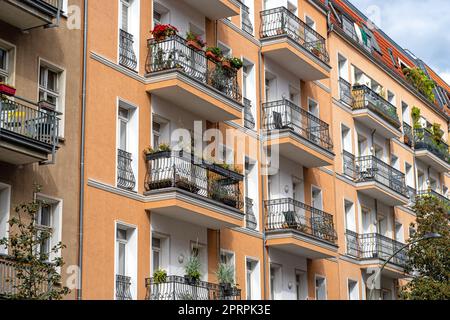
[221,60,232,70]
[311,48,321,57]
[0,84,16,97]
[147,178,172,190]
[206,51,220,62]
[187,40,202,51]
[220,283,233,297]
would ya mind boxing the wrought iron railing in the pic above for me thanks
[0,95,59,148]
[145,275,241,300]
[241,2,253,35]
[42,0,61,8]
[343,150,356,178]
[353,155,409,197]
[417,189,450,210]
[145,35,242,103]
[265,198,337,243]
[262,99,333,152]
[407,186,417,206]
[260,7,330,64]
[403,122,413,147]
[245,197,257,230]
[352,85,401,129]
[345,231,407,268]
[119,29,138,70]
[243,98,255,130]
[116,274,133,300]
[145,150,244,210]
[339,77,353,105]
[414,128,450,164]
[117,149,136,191]
[0,254,52,298]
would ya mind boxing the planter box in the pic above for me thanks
[0,84,16,97]
[311,48,321,58]
[206,51,222,63]
[145,150,172,161]
[187,40,202,51]
[147,178,173,190]
[176,179,200,194]
[221,60,232,70]
[184,275,199,286]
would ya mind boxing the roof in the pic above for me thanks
[324,0,450,119]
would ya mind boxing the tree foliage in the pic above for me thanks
[0,186,70,300]
[401,195,450,300]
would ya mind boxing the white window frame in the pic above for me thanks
[0,183,11,255]
[0,39,15,86]
[347,278,360,300]
[314,274,327,300]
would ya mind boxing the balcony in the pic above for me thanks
[145,275,241,300]
[243,98,255,130]
[351,85,402,139]
[260,7,331,81]
[417,189,450,212]
[144,150,244,229]
[115,274,133,300]
[119,29,138,71]
[346,230,408,276]
[403,122,413,148]
[117,149,136,191]
[180,0,239,20]
[265,198,338,259]
[0,95,59,165]
[145,35,243,122]
[262,99,334,167]
[0,0,60,30]
[414,128,450,173]
[343,152,409,206]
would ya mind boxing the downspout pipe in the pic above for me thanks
[77,0,88,301]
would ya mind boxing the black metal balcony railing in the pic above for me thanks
[346,230,408,268]
[0,254,51,298]
[241,3,253,35]
[243,98,255,130]
[0,95,59,147]
[354,155,409,197]
[145,150,244,210]
[119,29,138,70]
[417,189,450,210]
[339,77,353,105]
[263,99,333,152]
[260,7,330,64]
[116,274,133,300]
[145,275,241,300]
[352,85,401,129]
[245,197,257,230]
[265,198,337,243]
[41,0,61,8]
[407,186,417,206]
[414,128,450,164]
[343,150,356,178]
[117,149,136,191]
[145,35,242,103]
[403,122,413,148]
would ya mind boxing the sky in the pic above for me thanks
[348,0,450,85]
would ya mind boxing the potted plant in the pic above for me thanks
[0,82,16,96]
[186,32,206,51]
[184,255,201,285]
[229,57,243,71]
[205,47,223,63]
[153,269,168,284]
[151,24,178,41]
[216,263,235,297]
[144,143,172,158]
[175,176,200,194]
[311,42,322,58]
[221,57,232,70]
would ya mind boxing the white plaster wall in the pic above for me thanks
[268,156,304,201]
[265,59,301,104]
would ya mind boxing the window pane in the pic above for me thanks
[119,120,127,150]
[118,242,126,275]
[40,206,52,227]
[0,48,6,71]
[47,70,58,92]
[117,228,127,241]
[152,250,160,271]
[39,66,46,86]
[152,237,160,249]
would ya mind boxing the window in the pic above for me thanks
[153,3,169,27]
[115,223,137,300]
[35,197,61,262]
[220,250,235,266]
[390,154,399,170]
[0,184,11,255]
[395,221,404,243]
[118,107,129,151]
[311,186,323,210]
[315,276,327,300]
[348,279,359,300]
[0,47,8,83]
[402,102,410,125]
[152,237,161,272]
[116,228,128,276]
[387,90,395,106]
[246,259,258,300]
[305,16,317,43]
[152,121,161,148]
[341,125,351,152]
[39,64,61,110]
[121,0,131,31]
[269,264,281,300]
[295,271,307,300]
[344,200,356,232]
[338,54,348,80]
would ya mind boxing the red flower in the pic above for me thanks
[151,24,178,40]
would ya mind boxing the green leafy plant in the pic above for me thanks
[185,31,206,48]
[153,269,168,284]
[403,67,436,103]
[206,46,222,57]
[411,106,422,129]
[184,255,201,282]
[216,263,235,285]
[144,143,172,155]
[0,185,70,300]
[229,57,243,70]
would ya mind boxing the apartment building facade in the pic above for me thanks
[0,0,448,301]
[0,0,83,299]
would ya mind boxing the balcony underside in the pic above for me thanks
[0,129,54,165]
[265,131,334,168]
[145,71,243,122]
[0,0,58,30]
[261,38,330,81]
[181,0,239,19]
[360,262,407,279]
[415,149,450,173]
[356,182,409,206]
[266,231,338,259]
[144,188,244,229]
[353,109,402,139]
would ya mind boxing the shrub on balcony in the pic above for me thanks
[216,263,237,297]
[205,46,223,62]
[411,106,422,129]
[403,67,436,103]
[186,31,206,51]
[229,57,243,71]
[153,269,168,284]
[151,24,178,41]
[184,255,202,285]
[144,143,171,156]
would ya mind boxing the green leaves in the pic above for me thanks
[403,67,436,103]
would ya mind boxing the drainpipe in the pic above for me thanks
[77,0,88,301]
